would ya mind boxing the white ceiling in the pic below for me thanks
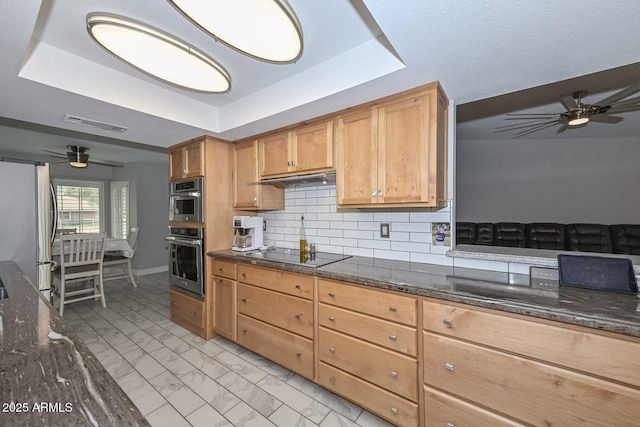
[1,0,640,164]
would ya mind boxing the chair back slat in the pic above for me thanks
[59,233,106,270]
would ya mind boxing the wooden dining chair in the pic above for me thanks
[52,233,107,316]
[103,227,139,287]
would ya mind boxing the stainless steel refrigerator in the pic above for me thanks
[0,160,53,298]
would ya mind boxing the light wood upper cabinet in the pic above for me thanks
[169,138,205,181]
[336,83,448,207]
[259,120,334,178]
[233,140,284,211]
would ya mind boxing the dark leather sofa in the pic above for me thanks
[456,222,639,255]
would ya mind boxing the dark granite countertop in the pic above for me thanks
[0,261,149,427]
[209,250,640,338]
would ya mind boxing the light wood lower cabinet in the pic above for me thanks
[238,264,314,299]
[424,386,524,427]
[319,362,419,427]
[213,276,236,341]
[170,289,205,334]
[237,314,313,379]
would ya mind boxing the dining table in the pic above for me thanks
[52,236,134,258]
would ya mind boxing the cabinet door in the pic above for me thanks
[292,121,334,173]
[378,93,433,204]
[169,146,185,181]
[233,141,259,209]
[259,132,291,177]
[335,109,377,205]
[213,277,236,341]
[184,140,205,178]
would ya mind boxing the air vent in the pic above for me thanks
[62,114,128,133]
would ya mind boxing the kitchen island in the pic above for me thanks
[209,249,640,427]
[0,261,149,427]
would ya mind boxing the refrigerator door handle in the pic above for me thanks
[50,182,57,244]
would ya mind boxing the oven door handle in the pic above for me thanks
[165,236,202,246]
[170,191,201,198]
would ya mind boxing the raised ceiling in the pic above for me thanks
[1,0,640,163]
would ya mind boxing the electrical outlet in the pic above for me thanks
[380,223,390,238]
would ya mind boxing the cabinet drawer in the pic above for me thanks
[170,289,205,329]
[423,332,640,427]
[318,279,417,326]
[211,259,236,280]
[319,327,418,401]
[319,303,417,356]
[237,265,314,300]
[237,284,313,338]
[423,298,640,388]
[319,362,418,427]
[424,385,524,427]
[237,314,313,379]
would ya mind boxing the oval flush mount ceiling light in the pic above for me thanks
[87,13,231,93]
[167,0,303,64]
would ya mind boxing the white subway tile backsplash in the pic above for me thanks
[259,185,459,267]
[374,249,410,261]
[373,212,410,222]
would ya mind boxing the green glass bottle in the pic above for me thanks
[299,215,307,262]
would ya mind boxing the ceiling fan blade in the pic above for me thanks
[593,83,640,107]
[589,114,624,124]
[515,122,560,137]
[506,113,559,116]
[606,105,640,114]
[559,94,578,110]
[89,158,124,168]
[42,150,67,159]
[556,124,569,134]
[494,119,559,133]
[609,95,640,108]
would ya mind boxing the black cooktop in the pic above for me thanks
[237,247,351,268]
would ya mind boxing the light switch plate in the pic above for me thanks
[380,223,390,238]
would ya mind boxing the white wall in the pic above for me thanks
[456,136,640,224]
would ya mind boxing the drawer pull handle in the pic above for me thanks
[295,314,302,320]
[295,284,301,289]
[328,292,335,297]
[389,335,397,341]
[389,306,397,312]
[172,302,176,306]
[295,353,301,359]
[445,363,454,372]
[242,329,248,335]
[446,423,455,427]
[390,407,398,416]
[329,347,336,353]
[218,267,224,272]
[443,318,453,327]
[218,279,224,283]
[193,311,199,316]
[371,191,376,197]
[241,298,247,303]
[328,316,336,322]
[329,377,336,384]
[390,371,398,378]
[241,273,247,278]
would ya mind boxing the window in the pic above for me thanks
[111,181,129,239]
[54,179,104,234]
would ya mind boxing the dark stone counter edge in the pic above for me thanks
[207,252,640,338]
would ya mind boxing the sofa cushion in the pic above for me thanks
[526,223,566,250]
[494,222,526,248]
[565,224,613,253]
[611,224,640,255]
[475,223,495,246]
[455,222,477,245]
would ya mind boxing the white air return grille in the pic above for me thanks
[62,114,128,133]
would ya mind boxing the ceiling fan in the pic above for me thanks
[43,145,124,168]
[495,83,640,137]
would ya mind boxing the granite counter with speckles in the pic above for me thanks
[0,261,149,427]
[209,250,640,338]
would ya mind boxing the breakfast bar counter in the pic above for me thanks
[209,249,640,337]
[0,261,149,427]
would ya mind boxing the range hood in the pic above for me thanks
[250,172,336,189]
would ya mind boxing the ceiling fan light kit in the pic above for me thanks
[497,84,640,137]
[67,146,89,168]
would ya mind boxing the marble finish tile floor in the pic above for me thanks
[63,273,394,427]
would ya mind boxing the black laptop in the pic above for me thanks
[557,254,639,295]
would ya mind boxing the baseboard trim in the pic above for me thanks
[134,266,168,276]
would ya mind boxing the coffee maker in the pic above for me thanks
[232,216,264,252]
